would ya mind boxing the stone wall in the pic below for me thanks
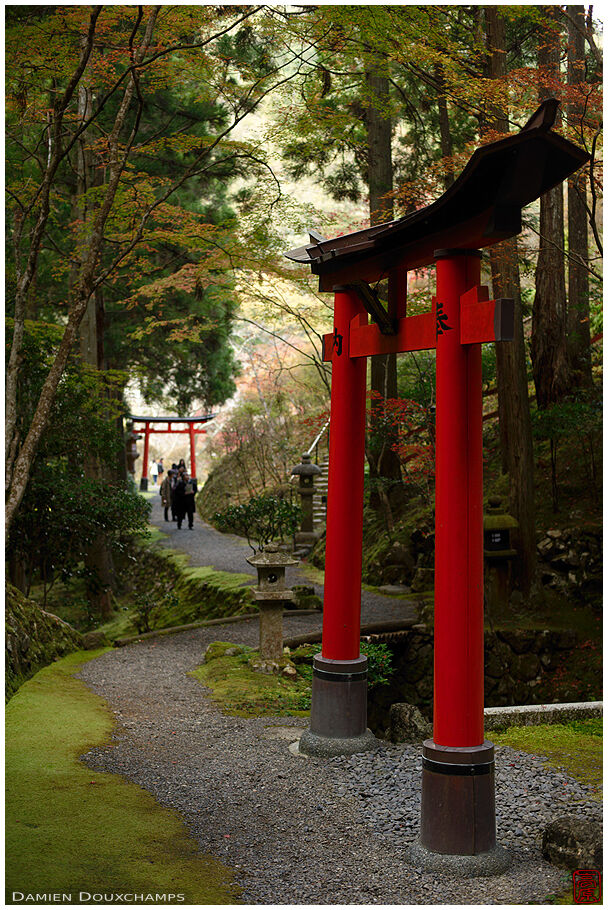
[5,584,84,700]
[360,522,602,603]
[367,626,600,735]
[536,526,602,603]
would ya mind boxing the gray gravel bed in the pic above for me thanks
[331,741,601,850]
[76,620,596,905]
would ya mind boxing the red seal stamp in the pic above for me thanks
[573,870,602,904]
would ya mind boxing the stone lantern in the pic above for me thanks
[246,544,299,661]
[484,496,519,613]
[125,421,141,477]
[484,496,518,558]
[291,453,322,547]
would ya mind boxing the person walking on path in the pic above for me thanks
[159,469,173,522]
[169,469,178,521]
[150,459,159,485]
[157,458,164,482]
[173,471,197,529]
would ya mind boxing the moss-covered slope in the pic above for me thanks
[5,584,84,701]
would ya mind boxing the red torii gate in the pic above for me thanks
[129,414,215,490]
[286,100,588,867]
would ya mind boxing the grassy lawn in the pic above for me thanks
[6,651,239,905]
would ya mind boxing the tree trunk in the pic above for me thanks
[5,9,101,484]
[485,7,536,593]
[566,5,593,390]
[435,63,454,189]
[489,242,537,593]
[365,66,405,518]
[530,8,570,409]
[75,79,115,622]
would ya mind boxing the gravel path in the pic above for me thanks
[79,624,599,904]
[74,493,601,903]
[147,491,420,627]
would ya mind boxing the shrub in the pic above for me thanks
[212,493,302,552]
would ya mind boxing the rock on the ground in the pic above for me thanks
[388,702,433,743]
[542,816,603,870]
[82,630,111,650]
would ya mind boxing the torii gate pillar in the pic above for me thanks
[140,421,151,491]
[299,287,377,757]
[418,250,502,865]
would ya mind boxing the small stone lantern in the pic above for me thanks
[246,544,299,661]
[484,496,518,559]
[484,496,519,613]
[291,453,322,546]
[125,422,141,477]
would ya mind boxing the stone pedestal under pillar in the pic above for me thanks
[298,655,378,757]
[412,738,510,876]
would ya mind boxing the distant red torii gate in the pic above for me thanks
[129,415,215,490]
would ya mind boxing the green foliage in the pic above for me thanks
[532,395,602,442]
[213,494,302,552]
[8,465,151,599]
[361,641,395,688]
[531,394,602,512]
[133,590,179,635]
[6,320,126,463]
[5,651,239,902]
[291,640,394,690]
[6,320,151,597]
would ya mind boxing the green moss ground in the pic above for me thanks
[493,718,602,797]
[190,643,312,717]
[5,651,239,904]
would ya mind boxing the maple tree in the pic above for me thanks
[5,5,323,533]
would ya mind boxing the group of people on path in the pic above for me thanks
[159,459,198,529]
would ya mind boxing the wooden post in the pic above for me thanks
[420,249,498,860]
[189,423,197,479]
[140,421,150,491]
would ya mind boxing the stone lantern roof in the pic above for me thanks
[246,543,299,569]
[291,453,322,477]
[484,496,519,532]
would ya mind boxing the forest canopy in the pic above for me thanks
[5,5,602,605]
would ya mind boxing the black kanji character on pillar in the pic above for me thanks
[436,301,452,335]
[333,328,343,356]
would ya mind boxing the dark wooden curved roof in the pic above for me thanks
[285,100,589,291]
